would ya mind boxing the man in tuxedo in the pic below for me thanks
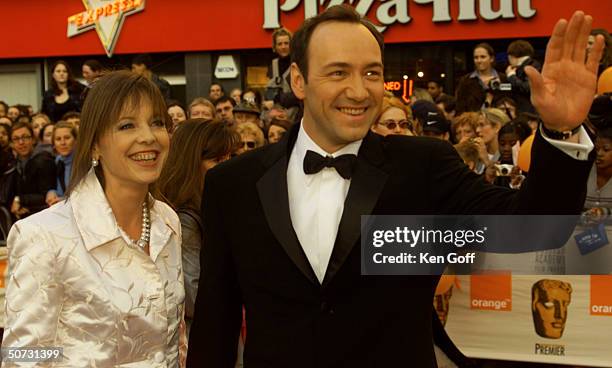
[187,5,604,367]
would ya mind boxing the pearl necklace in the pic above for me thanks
[134,201,150,250]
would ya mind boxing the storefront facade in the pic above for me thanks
[1,0,609,110]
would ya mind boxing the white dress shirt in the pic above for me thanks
[287,123,362,283]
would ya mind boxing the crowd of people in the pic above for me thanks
[0,4,610,367]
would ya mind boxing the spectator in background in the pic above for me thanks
[371,96,414,137]
[45,121,77,206]
[493,96,518,120]
[235,122,264,154]
[158,120,240,333]
[5,122,56,219]
[452,112,479,143]
[588,29,612,76]
[267,118,292,144]
[243,89,263,109]
[454,139,480,172]
[31,113,51,141]
[61,111,81,127]
[515,112,538,135]
[42,60,85,123]
[0,117,11,128]
[7,106,20,122]
[15,116,31,125]
[455,77,487,115]
[233,102,261,128]
[189,97,216,120]
[167,100,187,131]
[266,27,301,122]
[0,101,7,117]
[209,83,224,102]
[0,124,14,174]
[230,88,242,104]
[436,94,456,122]
[215,96,236,121]
[506,40,541,114]
[458,43,505,108]
[409,88,434,106]
[427,80,445,101]
[263,104,288,129]
[82,59,104,86]
[131,54,172,102]
[485,121,528,188]
[477,108,510,169]
[33,122,54,157]
[412,100,445,137]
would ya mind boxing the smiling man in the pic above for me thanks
[187,5,604,368]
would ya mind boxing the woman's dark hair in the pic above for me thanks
[50,60,82,96]
[291,4,383,81]
[598,127,612,140]
[455,77,486,115]
[474,42,495,58]
[267,118,292,139]
[0,124,11,142]
[66,70,171,197]
[39,122,55,142]
[166,99,186,112]
[158,120,240,211]
[498,119,531,144]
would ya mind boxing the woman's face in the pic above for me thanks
[95,98,169,191]
[476,115,499,145]
[42,124,55,145]
[0,127,9,148]
[53,127,76,157]
[474,47,494,73]
[372,107,412,136]
[168,105,187,125]
[455,123,477,142]
[32,117,47,139]
[498,132,519,163]
[53,63,69,84]
[268,124,287,144]
[596,137,612,172]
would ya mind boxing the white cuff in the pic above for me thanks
[540,125,593,161]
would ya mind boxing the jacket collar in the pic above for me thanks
[69,169,179,256]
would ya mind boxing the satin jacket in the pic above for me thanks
[2,169,186,367]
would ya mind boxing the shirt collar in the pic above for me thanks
[69,168,179,253]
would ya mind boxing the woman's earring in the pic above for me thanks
[92,158,99,167]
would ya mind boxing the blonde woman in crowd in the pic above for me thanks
[2,71,186,367]
[189,97,216,120]
[476,107,511,167]
[371,96,414,137]
[236,122,265,154]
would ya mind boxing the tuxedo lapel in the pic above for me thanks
[322,132,388,287]
[256,126,319,286]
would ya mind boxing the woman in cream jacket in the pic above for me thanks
[2,71,186,367]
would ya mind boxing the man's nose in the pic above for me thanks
[345,75,369,102]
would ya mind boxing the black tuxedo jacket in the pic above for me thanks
[187,124,592,368]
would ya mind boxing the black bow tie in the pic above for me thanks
[303,150,357,179]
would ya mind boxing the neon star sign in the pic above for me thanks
[67,0,146,57]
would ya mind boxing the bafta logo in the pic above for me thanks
[531,279,572,339]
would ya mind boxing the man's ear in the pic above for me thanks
[290,62,305,100]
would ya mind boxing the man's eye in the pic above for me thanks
[366,70,381,78]
[331,71,346,77]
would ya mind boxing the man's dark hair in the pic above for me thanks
[131,54,153,69]
[436,94,456,113]
[291,4,384,82]
[507,40,534,58]
[214,96,236,107]
[427,80,443,88]
[83,59,104,72]
[210,83,224,93]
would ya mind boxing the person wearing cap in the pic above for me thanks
[412,100,450,140]
[233,101,262,128]
[131,54,172,102]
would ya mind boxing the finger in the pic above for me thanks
[562,11,584,60]
[545,18,568,64]
[573,14,592,63]
[586,34,605,74]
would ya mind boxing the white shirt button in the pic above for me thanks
[154,351,165,363]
